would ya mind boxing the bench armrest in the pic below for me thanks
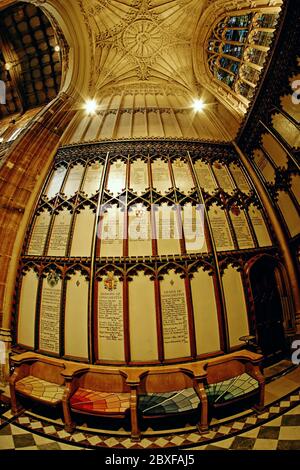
[60,366,90,380]
[245,361,265,410]
[9,362,30,385]
[9,361,32,414]
[245,362,264,383]
[60,366,90,397]
[10,353,41,367]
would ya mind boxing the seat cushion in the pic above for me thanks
[205,372,259,404]
[70,388,130,414]
[138,388,200,416]
[16,376,64,404]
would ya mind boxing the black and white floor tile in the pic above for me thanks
[0,387,300,450]
[191,404,300,450]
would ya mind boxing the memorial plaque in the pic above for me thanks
[63,164,85,198]
[248,204,272,247]
[64,271,89,360]
[129,272,158,362]
[39,273,62,354]
[45,166,67,199]
[130,159,148,195]
[209,204,234,251]
[291,174,300,204]
[194,161,216,193]
[97,273,125,361]
[229,164,251,194]
[191,269,220,355]
[151,159,171,194]
[161,271,190,359]
[212,163,234,194]
[277,191,300,237]
[229,207,254,249]
[82,162,103,197]
[70,207,95,257]
[262,133,288,169]
[27,211,51,255]
[107,160,126,195]
[99,206,124,257]
[17,269,38,349]
[182,204,207,253]
[253,148,275,183]
[223,267,249,347]
[47,208,72,256]
[128,205,152,256]
[172,159,194,194]
[155,205,181,255]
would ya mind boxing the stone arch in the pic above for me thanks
[191,0,283,118]
[245,253,296,364]
[21,0,92,98]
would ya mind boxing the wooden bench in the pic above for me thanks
[9,353,83,432]
[123,364,208,436]
[201,351,265,422]
[9,350,264,439]
[61,367,140,440]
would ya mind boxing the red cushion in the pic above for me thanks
[70,388,130,414]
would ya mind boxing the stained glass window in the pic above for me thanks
[207,11,280,99]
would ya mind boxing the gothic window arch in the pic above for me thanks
[207,11,280,101]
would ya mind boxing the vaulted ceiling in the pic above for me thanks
[79,0,206,95]
[0,1,62,119]
[0,0,284,131]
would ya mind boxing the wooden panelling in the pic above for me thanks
[14,141,278,364]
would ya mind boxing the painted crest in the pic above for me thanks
[104,272,118,291]
[214,162,222,170]
[231,205,241,216]
[47,270,59,288]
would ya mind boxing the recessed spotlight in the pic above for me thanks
[4,63,12,71]
[84,99,97,115]
[193,99,205,112]
[54,45,60,52]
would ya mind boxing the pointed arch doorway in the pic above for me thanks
[247,256,293,366]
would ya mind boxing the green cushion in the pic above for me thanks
[205,372,259,404]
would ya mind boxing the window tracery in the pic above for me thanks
[207,12,280,100]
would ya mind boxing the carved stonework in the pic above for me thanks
[77,0,200,93]
[122,19,163,58]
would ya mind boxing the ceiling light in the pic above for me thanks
[193,99,205,112]
[54,45,60,52]
[84,99,98,115]
[4,63,12,71]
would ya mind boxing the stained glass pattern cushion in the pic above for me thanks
[70,388,131,414]
[205,372,259,404]
[16,376,65,404]
[138,388,200,416]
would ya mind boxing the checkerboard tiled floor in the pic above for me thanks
[0,388,300,450]
[190,404,300,450]
[0,422,83,450]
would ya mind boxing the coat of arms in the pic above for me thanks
[47,270,59,288]
[231,205,241,216]
[104,272,118,291]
